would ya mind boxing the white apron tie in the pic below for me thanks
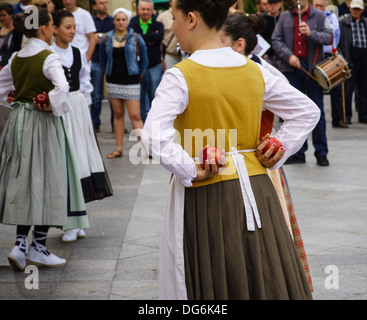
[194,147,262,231]
[228,147,262,231]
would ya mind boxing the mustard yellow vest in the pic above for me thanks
[174,57,267,188]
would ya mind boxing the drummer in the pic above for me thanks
[312,0,348,129]
[272,0,332,166]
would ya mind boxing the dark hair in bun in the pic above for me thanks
[213,0,238,8]
[14,6,51,38]
[248,13,267,35]
[175,0,237,30]
[223,13,266,56]
[52,9,74,28]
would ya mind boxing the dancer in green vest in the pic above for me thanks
[0,6,88,270]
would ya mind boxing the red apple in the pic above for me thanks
[199,146,225,169]
[7,90,15,99]
[35,93,49,107]
[262,137,282,158]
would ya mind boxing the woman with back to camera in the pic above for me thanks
[221,12,313,292]
[0,6,87,270]
[100,8,149,159]
[140,0,320,299]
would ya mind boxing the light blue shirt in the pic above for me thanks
[324,11,340,54]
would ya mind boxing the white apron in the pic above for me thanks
[159,148,261,299]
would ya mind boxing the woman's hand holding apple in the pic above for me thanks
[33,92,52,112]
[193,145,226,182]
[256,133,286,168]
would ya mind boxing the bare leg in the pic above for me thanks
[107,98,125,158]
[125,99,144,134]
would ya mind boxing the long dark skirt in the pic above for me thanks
[183,175,312,300]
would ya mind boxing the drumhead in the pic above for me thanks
[313,66,330,90]
[334,53,351,76]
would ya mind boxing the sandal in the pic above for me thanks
[106,150,123,159]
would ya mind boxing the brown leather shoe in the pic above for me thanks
[332,120,349,128]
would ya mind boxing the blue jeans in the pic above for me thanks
[284,61,328,159]
[90,62,104,126]
[140,63,163,122]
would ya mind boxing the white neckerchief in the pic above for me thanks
[51,43,73,68]
[17,38,51,58]
[189,47,247,67]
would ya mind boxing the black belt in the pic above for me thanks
[297,57,308,62]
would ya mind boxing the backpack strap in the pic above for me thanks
[134,33,140,58]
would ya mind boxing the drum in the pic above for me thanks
[312,54,351,91]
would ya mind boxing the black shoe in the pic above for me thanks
[284,155,306,165]
[316,155,329,166]
[93,123,100,133]
[332,120,349,128]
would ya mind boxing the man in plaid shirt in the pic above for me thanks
[339,0,367,124]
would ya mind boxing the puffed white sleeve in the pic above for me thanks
[140,68,197,187]
[259,64,321,169]
[79,51,93,94]
[43,53,72,117]
[79,52,93,105]
[0,52,16,105]
[259,56,288,82]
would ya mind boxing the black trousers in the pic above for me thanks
[329,75,346,125]
[322,53,348,125]
[345,47,367,123]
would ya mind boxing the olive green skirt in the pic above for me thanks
[183,175,312,300]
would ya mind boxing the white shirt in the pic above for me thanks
[50,43,93,94]
[324,12,340,54]
[141,47,320,187]
[70,7,96,57]
[0,38,71,117]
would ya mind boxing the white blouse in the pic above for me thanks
[50,43,93,94]
[142,47,320,187]
[0,38,71,117]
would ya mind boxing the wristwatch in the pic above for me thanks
[98,33,103,39]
